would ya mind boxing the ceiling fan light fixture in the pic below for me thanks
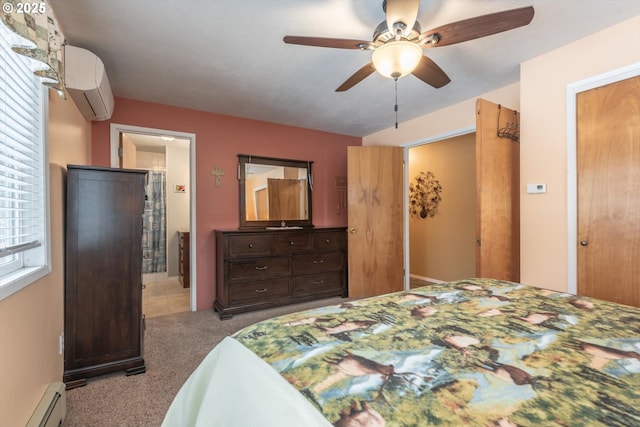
[372,40,422,79]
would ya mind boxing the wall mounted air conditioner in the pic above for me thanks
[65,45,114,121]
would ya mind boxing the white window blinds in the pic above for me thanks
[0,22,46,269]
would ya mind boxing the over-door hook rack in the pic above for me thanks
[497,104,520,142]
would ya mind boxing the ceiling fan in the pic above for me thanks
[283,0,535,92]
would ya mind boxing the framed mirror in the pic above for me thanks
[238,154,313,229]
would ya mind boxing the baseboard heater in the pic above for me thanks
[26,382,66,427]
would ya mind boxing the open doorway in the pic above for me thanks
[407,132,476,288]
[110,124,196,316]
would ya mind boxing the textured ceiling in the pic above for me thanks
[49,0,640,137]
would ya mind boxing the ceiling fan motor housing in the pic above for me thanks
[373,20,422,43]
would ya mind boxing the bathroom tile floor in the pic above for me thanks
[142,277,190,318]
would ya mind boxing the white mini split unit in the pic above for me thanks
[65,45,114,121]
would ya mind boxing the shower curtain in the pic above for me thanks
[142,170,167,274]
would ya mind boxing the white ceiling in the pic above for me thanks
[49,0,640,137]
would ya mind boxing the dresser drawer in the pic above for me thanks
[273,233,310,253]
[312,231,345,251]
[229,257,290,280]
[293,271,343,295]
[228,234,272,258]
[293,251,344,275]
[230,278,290,304]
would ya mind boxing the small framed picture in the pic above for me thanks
[174,184,186,193]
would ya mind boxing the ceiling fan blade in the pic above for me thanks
[336,63,376,92]
[283,35,373,50]
[385,0,420,37]
[422,6,534,47]
[411,56,451,89]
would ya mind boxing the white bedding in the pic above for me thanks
[161,336,331,427]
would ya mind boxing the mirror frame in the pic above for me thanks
[238,154,314,229]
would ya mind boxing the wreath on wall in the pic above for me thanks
[409,171,443,219]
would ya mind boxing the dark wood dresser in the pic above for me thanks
[177,231,190,288]
[64,165,147,388]
[214,227,347,319]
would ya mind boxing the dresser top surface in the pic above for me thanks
[215,227,346,235]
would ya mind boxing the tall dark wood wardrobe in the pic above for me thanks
[64,165,147,388]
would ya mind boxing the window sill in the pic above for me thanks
[0,265,51,301]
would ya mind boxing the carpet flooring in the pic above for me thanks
[63,297,345,427]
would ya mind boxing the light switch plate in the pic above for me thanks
[526,183,547,194]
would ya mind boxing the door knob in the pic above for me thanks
[580,240,588,246]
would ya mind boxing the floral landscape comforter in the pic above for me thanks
[233,278,640,427]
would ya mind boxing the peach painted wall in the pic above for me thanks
[0,91,91,426]
[91,98,362,310]
[519,15,640,292]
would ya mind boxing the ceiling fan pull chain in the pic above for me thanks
[394,77,399,129]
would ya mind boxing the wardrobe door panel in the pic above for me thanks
[64,165,147,388]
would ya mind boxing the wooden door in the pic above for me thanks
[475,99,520,282]
[347,146,404,298]
[577,76,640,307]
[268,178,301,220]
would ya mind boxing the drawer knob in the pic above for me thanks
[314,280,325,285]
[248,244,253,248]
[324,239,330,243]
[255,288,267,293]
[290,241,295,245]
[255,266,268,270]
[313,259,324,264]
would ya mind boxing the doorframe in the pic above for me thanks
[402,125,476,290]
[566,62,640,294]
[110,123,197,311]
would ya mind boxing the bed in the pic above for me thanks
[162,278,640,426]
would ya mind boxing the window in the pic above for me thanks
[0,22,50,300]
